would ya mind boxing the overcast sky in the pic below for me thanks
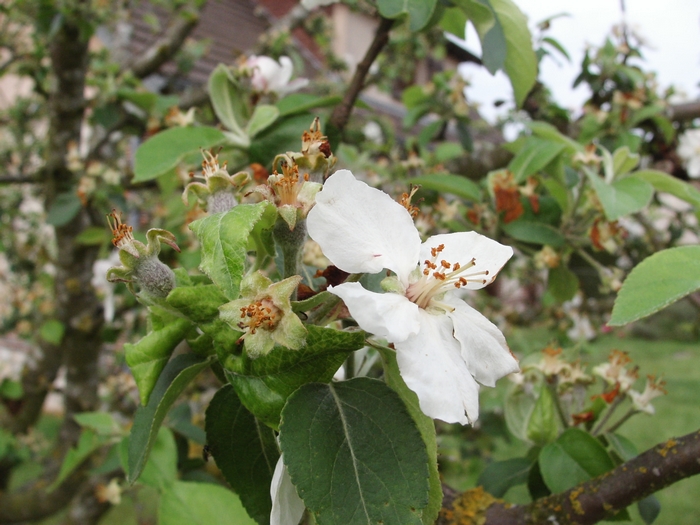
[456,0,700,123]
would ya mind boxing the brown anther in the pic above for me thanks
[319,140,332,158]
[106,210,134,248]
[441,260,451,269]
[452,263,460,271]
[423,269,430,276]
[433,272,446,280]
[459,277,467,286]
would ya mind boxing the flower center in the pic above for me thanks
[238,298,281,334]
[107,210,134,249]
[271,163,308,206]
[405,243,490,310]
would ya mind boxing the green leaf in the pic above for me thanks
[0,379,23,399]
[508,137,566,183]
[547,265,579,302]
[609,246,700,325]
[440,6,468,36]
[125,318,193,405]
[246,104,280,138]
[189,203,275,300]
[380,349,442,525]
[39,319,65,345]
[504,386,537,441]
[434,142,464,163]
[585,171,654,221]
[46,191,82,227]
[127,354,214,484]
[159,481,257,525]
[75,226,111,245]
[638,494,661,524]
[467,0,537,107]
[225,325,365,428]
[133,126,226,182]
[477,457,532,497]
[167,284,229,323]
[280,378,429,525]
[276,94,342,118]
[208,64,249,140]
[633,169,700,208]
[249,114,314,166]
[539,428,615,493]
[73,412,121,436]
[410,173,481,201]
[377,0,438,31]
[527,121,583,153]
[526,383,559,446]
[502,220,565,247]
[120,426,178,490]
[612,146,639,176]
[47,429,105,492]
[205,385,279,525]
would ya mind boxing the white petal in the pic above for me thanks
[330,282,420,343]
[270,456,306,525]
[395,310,480,424]
[307,170,420,283]
[272,56,294,92]
[444,297,519,387]
[421,232,513,290]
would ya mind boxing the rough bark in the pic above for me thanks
[437,429,700,525]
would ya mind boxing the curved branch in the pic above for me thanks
[439,429,700,525]
[128,6,202,79]
[328,16,394,134]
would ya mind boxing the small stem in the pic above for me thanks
[273,218,307,287]
[592,394,625,436]
[605,407,639,434]
[546,379,570,428]
[307,273,363,325]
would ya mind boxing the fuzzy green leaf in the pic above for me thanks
[189,203,276,300]
[246,104,280,138]
[127,354,214,484]
[225,326,365,428]
[125,318,193,405]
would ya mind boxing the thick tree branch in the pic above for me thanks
[668,100,700,122]
[328,16,394,133]
[128,6,201,79]
[438,429,700,525]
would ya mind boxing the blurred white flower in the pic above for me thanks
[92,251,121,322]
[270,455,305,525]
[629,375,667,414]
[246,55,308,96]
[677,128,700,178]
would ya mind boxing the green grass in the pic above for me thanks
[505,327,700,525]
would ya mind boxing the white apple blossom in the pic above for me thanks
[677,128,700,178]
[246,55,309,96]
[307,170,519,425]
[270,456,305,525]
[629,375,666,414]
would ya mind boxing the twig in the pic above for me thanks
[328,16,394,133]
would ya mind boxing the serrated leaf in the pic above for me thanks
[247,104,280,138]
[159,481,257,525]
[189,203,275,300]
[379,349,442,525]
[205,385,279,525]
[133,126,226,182]
[410,173,481,201]
[127,354,214,484]
[477,457,532,497]
[46,191,82,226]
[225,325,365,428]
[539,428,615,493]
[633,169,700,208]
[509,137,566,182]
[280,378,429,525]
[609,246,700,325]
[586,170,654,221]
[125,318,193,405]
[502,220,565,247]
[167,284,229,323]
[377,0,438,31]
